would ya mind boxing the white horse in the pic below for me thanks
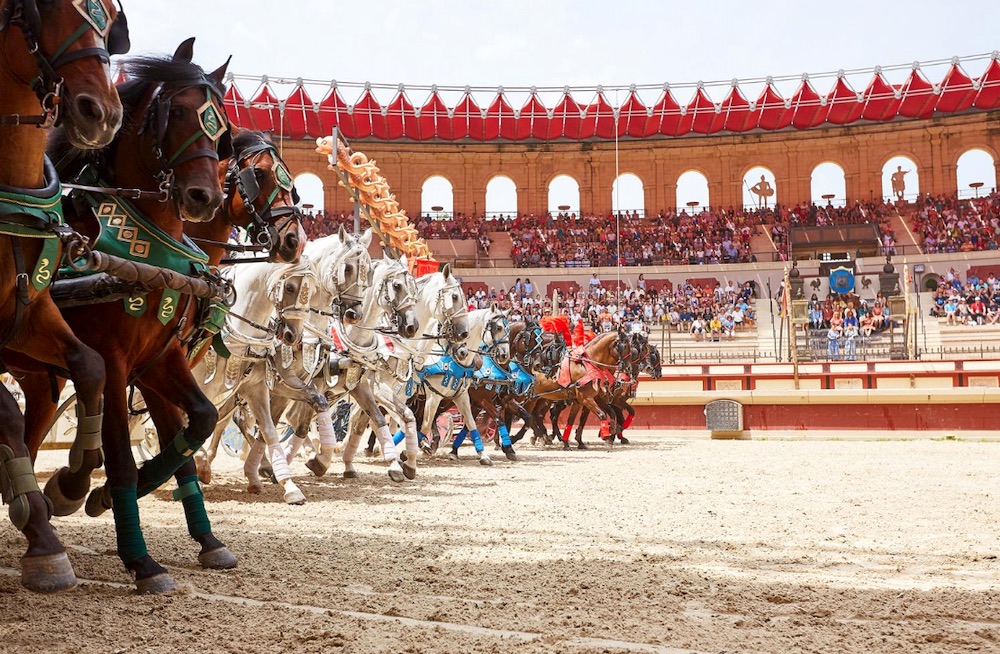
[262,251,422,483]
[327,264,471,479]
[413,305,508,466]
[194,228,372,502]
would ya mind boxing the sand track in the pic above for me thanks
[1,435,998,653]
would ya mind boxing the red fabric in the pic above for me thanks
[826,77,864,125]
[226,60,999,140]
[540,315,572,347]
[572,319,586,347]
[974,58,1000,109]
[936,63,977,113]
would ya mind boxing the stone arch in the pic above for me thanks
[676,170,710,212]
[485,175,518,220]
[810,162,847,207]
[548,174,580,215]
[881,155,920,202]
[293,173,325,214]
[741,166,777,210]
[612,172,645,216]
[956,148,997,197]
[421,175,454,218]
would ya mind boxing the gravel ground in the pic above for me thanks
[1,433,998,654]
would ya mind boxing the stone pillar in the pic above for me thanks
[879,258,901,297]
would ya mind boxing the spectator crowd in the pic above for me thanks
[911,191,1000,254]
[928,267,1000,326]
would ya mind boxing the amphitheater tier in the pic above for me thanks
[277,111,999,218]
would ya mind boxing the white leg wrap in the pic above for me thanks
[315,410,337,466]
[404,421,419,457]
[243,440,265,483]
[376,425,397,461]
[268,443,293,482]
[284,435,305,464]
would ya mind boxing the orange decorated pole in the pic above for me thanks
[315,132,436,274]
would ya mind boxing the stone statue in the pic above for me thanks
[890,165,910,201]
[749,175,775,208]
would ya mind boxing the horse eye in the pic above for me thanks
[393,282,402,290]
[344,265,352,274]
[285,283,296,293]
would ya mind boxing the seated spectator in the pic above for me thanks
[691,317,706,341]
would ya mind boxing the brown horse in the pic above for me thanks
[0,0,125,592]
[8,39,231,593]
[530,331,629,449]
[95,129,306,570]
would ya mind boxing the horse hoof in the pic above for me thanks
[195,455,213,485]
[529,436,537,446]
[561,442,570,451]
[479,455,493,467]
[44,469,87,517]
[246,482,263,495]
[198,547,238,570]
[503,447,519,462]
[343,469,359,479]
[283,488,306,505]
[577,443,588,450]
[135,572,176,595]
[400,453,417,480]
[20,552,77,593]
[84,485,111,518]
[363,448,375,458]
[448,451,460,461]
[304,457,329,478]
[619,437,630,445]
[388,467,405,483]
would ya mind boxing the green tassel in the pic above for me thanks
[109,486,147,563]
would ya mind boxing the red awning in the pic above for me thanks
[825,77,864,125]
[688,87,723,135]
[580,92,615,139]
[550,92,583,140]
[354,88,385,140]
[484,92,517,141]
[789,79,827,129]
[755,83,792,130]
[520,93,549,140]
[247,84,280,133]
[418,91,450,140]
[318,86,350,138]
[453,91,483,140]
[619,91,650,138]
[974,57,1000,109]
[860,72,900,122]
[383,91,416,140]
[935,63,977,113]
[721,86,754,132]
[897,69,936,118]
[647,89,685,137]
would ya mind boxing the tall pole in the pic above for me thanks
[614,101,621,314]
[785,266,799,388]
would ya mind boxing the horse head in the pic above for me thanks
[266,258,316,347]
[98,38,229,223]
[416,263,469,344]
[372,253,419,338]
[305,226,373,323]
[1,0,125,146]
[220,129,306,263]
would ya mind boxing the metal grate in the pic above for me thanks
[705,399,744,432]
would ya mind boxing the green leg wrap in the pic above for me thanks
[109,486,148,563]
[69,401,104,473]
[136,431,202,498]
[173,475,211,538]
[0,445,49,531]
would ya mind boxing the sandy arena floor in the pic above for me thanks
[1,433,998,653]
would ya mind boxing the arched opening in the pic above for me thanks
[881,156,919,202]
[612,173,645,217]
[294,173,324,215]
[810,162,847,207]
[742,166,777,210]
[956,148,997,198]
[421,175,454,219]
[548,174,580,215]
[485,175,517,221]
[676,170,709,212]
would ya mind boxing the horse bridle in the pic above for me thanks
[480,312,509,359]
[0,0,130,127]
[433,279,469,342]
[221,141,302,257]
[267,265,316,344]
[326,240,370,311]
[376,263,417,334]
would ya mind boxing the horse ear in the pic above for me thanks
[207,55,232,85]
[173,37,196,63]
[440,263,451,279]
[383,247,398,260]
[359,229,373,248]
[491,302,499,312]
[399,253,408,269]
[338,224,347,243]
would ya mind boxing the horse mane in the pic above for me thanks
[47,54,224,180]
[231,129,271,157]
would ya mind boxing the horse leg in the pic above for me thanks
[88,362,175,593]
[10,301,105,517]
[577,392,609,451]
[0,383,77,592]
[455,392,491,466]
[341,404,366,479]
[240,389,305,505]
[352,382,404,482]
[497,397,519,461]
[575,406,591,447]
[195,395,238,485]
[563,402,583,450]
[134,383,236,570]
[618,401,635,444]
[421,393,443,458]
[551,401,569,446]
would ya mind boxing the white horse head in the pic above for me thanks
[303,225,373,323]
[454,303,507,368]
[414,262,470,345]
[226,258,317,346]
[368,250,420,338]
